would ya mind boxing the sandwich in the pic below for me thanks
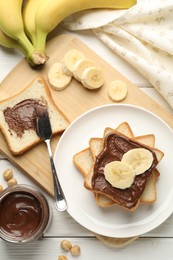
[73,122,164,211]
[0,76,70,155]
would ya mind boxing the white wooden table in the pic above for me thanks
[1,26,173,260]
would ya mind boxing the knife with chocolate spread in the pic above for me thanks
[92,133,158,210]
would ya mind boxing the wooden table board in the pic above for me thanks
[0,34,173,197]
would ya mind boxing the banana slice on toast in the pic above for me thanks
[104,161,135,189]
[122,148,154,176]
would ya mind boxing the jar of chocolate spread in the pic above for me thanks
[0,184,50,243]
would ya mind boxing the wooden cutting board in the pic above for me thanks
[0,34,173,197]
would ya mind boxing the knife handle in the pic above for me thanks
[45,139,67,211]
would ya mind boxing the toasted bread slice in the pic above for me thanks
[89,130,161,207]
[92,153,160,206]
[89,134,159,207]
[135,134,155,147]
[0,77,70,155]
[73,148,93,177]
[140,170,157,204]
[104,122,134,138]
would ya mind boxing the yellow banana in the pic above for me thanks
[22,0,42,47]
[0,29,26,56]
[0,0,47,66]
[34,0,136,52]
[0,28,38,66]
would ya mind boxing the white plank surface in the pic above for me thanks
[1,25,173,260]
[1,238,173,260]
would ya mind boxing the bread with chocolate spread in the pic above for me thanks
[84,130,164,211]
[89,134,160,207]
[74,135,159,207]
[0,77,70,155]
[73,122,164,210]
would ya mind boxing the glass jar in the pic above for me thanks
[0,184,50,243]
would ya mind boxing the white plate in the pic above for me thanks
[54,104,173,238]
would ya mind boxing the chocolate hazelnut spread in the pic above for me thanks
[3,99,46,138]
[92,133,158,209]
[0,191,42,238]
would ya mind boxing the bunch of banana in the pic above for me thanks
[0,0,47,66]
[0,0,136,67]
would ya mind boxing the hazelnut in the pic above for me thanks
[3,169,13,181]
[60,240,72,251]
[70,245,81,256]
[58,256,68,260]
[7,178,17,187]
[0,184,3,192]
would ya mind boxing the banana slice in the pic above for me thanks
[104,161,135,189]
[62,49,85,76]
[48,62,72,91]
[122,148,153,175]
[81,66,104,89]
[73,58,94,81]
[108,80,128,102]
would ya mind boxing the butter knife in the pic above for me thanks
[35,105,67,212]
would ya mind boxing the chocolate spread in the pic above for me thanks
[3,99,46,138]
[0,191,42,238]
[92,133,158,209]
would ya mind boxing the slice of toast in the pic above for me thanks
[89,134,159,207]
[73,148,93,177]
[84,129,164,211]
[0,77,70,155]
[104,122,134,138]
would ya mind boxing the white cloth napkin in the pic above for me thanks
[62,0,173,110]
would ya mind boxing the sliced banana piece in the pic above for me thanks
[104,161,135,189]
[73,58,94,81]
[81,66,104,89]
[48,62,72,91]
[62,49,85,76]
[108,80,128,102]
[122,148,153,175]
